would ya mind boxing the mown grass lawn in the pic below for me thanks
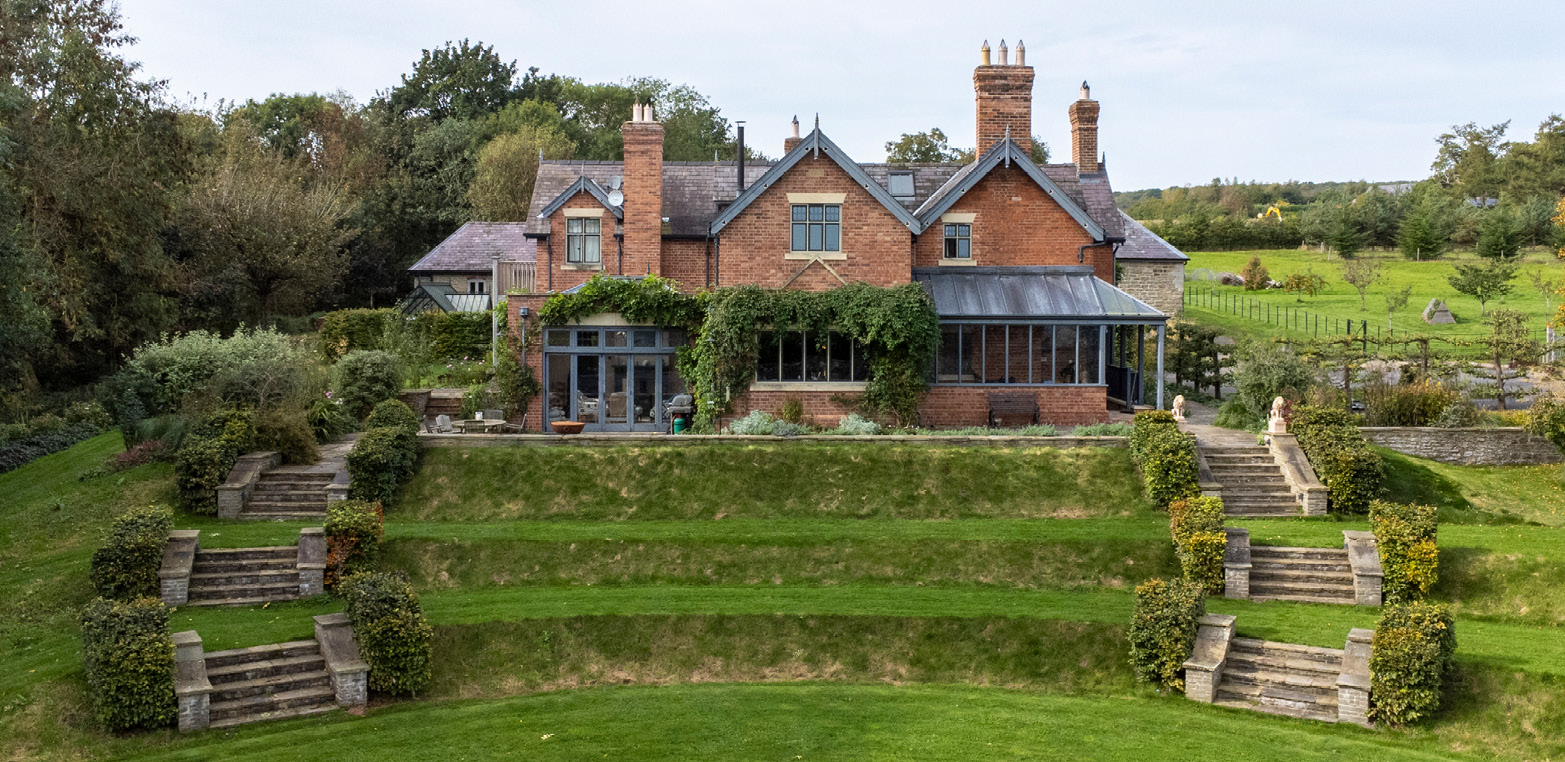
[1180,249,1560,350]
[7,435,1565,760]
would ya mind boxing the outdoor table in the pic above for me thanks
[455,419,506,434]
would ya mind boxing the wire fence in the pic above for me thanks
[1181,284,1547,345]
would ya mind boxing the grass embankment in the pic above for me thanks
[1180,249,1558,351]
[8,436,1565,759]
[397,444,1147,520]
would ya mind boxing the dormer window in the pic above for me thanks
[943,223,971,259]
[566,217,601,264]
[888,171,915,200]
[790,204,841,252]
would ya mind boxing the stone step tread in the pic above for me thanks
[190,579,301,594]
[1231,638,1346,660]
[1213,697,1339,724]
[211,671,331,700]
[1250,593,1358,605]
[1217,677,1341,707]
[1251,546,1349,557]
[207,701,338,730]
[192,561,298,575]
[1251,557,1352,569]
[183,594,304,608]
[208,653,325,681]
[196,546,296,555]
[1226,512,1305,519]
[205,641,320,666]
[1225,653,1344,677]
[190,575,301,589]
[1248,577,1356,591]
[209,685,337,720]
[238,510,328,520]
[1224,507,1304,515]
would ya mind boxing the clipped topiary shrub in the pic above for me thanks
[89,506,174,602]
[1292,405,1384,515]
[338,572,433,696]
[334,350,405,419]
[174,436,234,515]
[1134,424,1200,509]
[325,499,384,589]
[80,597,176,731]
[1128,577,1205,692]
[365,399,421,433]
[1128,409,1177,463]
[257,407,319,465]
[1169,497,1225,593]
[347,425,420,506]
[1370,500,1439,604]
[1370,602,1456,726]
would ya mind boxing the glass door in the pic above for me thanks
[604,355,630,428]
[574,355,600,424]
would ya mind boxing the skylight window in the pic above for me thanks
[888,171,915,199]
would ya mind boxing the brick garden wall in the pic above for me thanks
[921,385,1109,427]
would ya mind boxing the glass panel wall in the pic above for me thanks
[541,326,690,431]
[931,323,1109,386]
[754,330,866,383]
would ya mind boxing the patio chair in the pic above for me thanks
[434,414,453,433]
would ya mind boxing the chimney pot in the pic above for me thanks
[1080,81,1090,100]
[1016,40,1025,66]
[998,39,1008,66]
[791,116,800,138]
[980,40,990,66]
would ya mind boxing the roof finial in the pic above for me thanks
[814,113,819,130]
[1004,126,1011,167]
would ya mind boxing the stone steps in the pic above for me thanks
[186,547,302,606]
[1202,445,1304,518]
[1247,545,1356,603]
[205,641,337,728]
[239,505,327,521]
[1215,638,1344,723]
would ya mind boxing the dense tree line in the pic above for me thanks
[1120,117,1565,256]
[0,1,751,402]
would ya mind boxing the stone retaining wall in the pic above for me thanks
[1359,427,1562,466]
[420,433,1128,449]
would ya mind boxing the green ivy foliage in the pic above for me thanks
[1370,602,1456,726]
[80,597,175,731]
[325,499,384,588]
[1370,500,1439,604]
[89,506,174,601]
[347,425,420,506]
[1128,577,1205,692]
[540,275,941,429]
[1169,497,1225,593]
[1129,412,1200,509]
[1292,405,1384,515]
[338,572,433,696]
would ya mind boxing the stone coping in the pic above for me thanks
[160,530,200,580]
[314,613,368,676]
[172,630,211,696]
[420,433,1129,448]
[1222,527,1251,569]
[1342,531,1383,579]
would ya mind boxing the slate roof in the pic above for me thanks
[409,222,537,273]
[913,266,1165,321]
[1114,211,1187,261]
[913,140,1105,240]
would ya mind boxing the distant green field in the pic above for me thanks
[1180,249,1560,351]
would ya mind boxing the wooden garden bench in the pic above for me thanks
[987,392,1038,427]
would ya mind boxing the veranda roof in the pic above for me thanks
[912,266,1166,323]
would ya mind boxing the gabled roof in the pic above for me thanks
[409,222,536,273]
[709,128,923,235]
[913,266,1164,322]
[1114,211,1188,262]
[915,139,1106,241]
[538,175,624,221]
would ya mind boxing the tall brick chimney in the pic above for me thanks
[1069,82,1101,174]
[973,38,1034,156]
[621,102,664,274]
[783,115,802,154]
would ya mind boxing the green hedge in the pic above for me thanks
[319,308,395,361]
[1169,497,1225,594]
[325,499,384,588]
[430,311,491,360]
[80,597,175,731]
[173,408,258,514]
[1291,405,1384,515]
[257,407,319,464]
[1370,500,1439,604]
[89,506,174,602]
[1370,602,1456,726]
[1127,577,1205,692]
[347,424,420,506]
[338,572,433,696]
[365,399,421,432]
[1129,412,1200,509]
[335,351,405,419]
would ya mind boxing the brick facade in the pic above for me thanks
[974,64,1035,155]
[622,118,664,276]
[912,164,1103,278]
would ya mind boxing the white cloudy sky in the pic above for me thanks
[122,0,1565,190]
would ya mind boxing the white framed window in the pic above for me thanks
[790,204,841,252]
[943,223,971,259]
[566,217,601,264]
[468,280,487,294]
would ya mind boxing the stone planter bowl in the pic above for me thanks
[551,421,586,435]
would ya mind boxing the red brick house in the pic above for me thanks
[507,41,1184,432]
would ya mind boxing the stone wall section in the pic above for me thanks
[1359,427,1562,466]
[1117,260,1184,316]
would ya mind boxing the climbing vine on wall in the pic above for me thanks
[540,275,940,430]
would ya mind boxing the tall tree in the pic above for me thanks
[885,128,972,163]
[1327,204,1364,258]
[385,40,518,123]
[1431,121,1510,203]
[467,125,576,221]
[1474,309,1538,410]
[1475,208,1523,259]
[1,0,193,383]
[1397,191,1453,259]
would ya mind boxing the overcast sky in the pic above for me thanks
[122,0,1565,190]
